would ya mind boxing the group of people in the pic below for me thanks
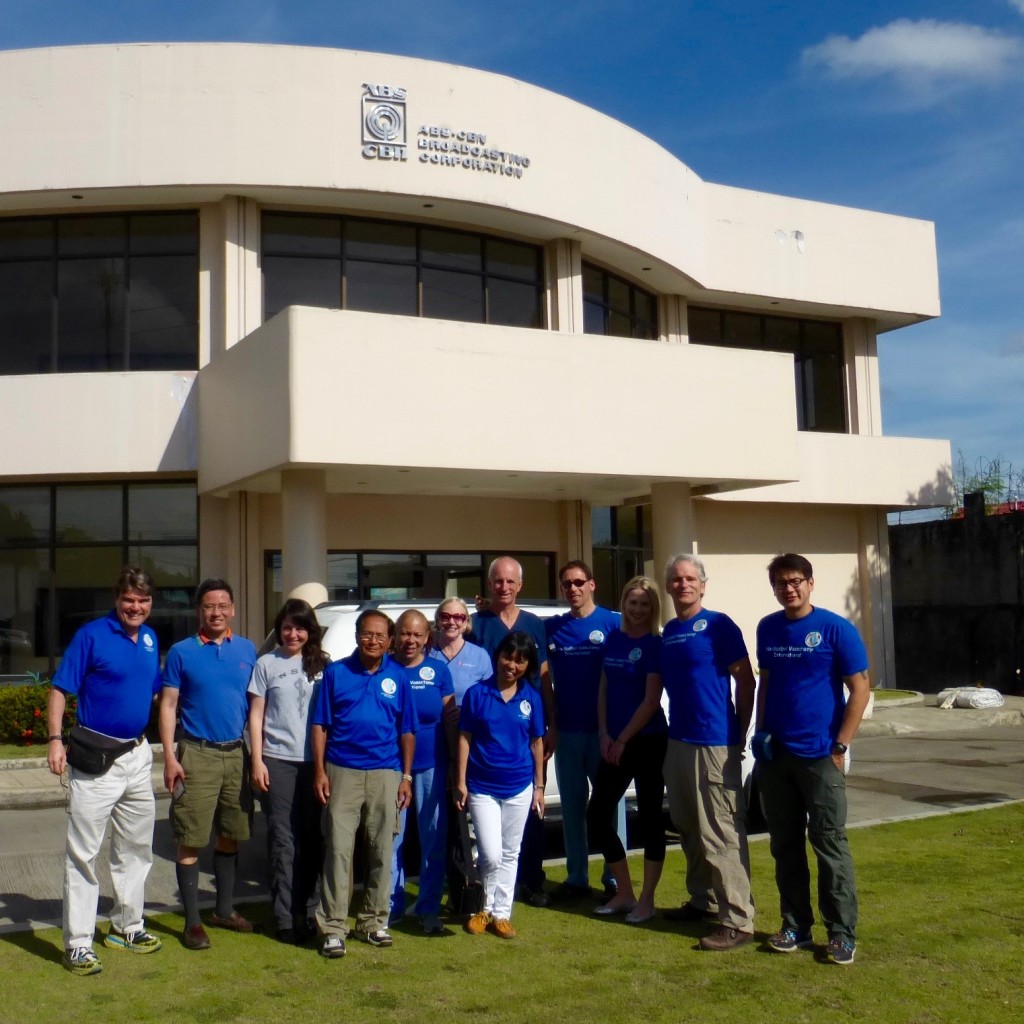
[46,548,870,975]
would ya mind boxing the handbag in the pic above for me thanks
[66,725,138,776]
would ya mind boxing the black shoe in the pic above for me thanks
[518,885,550,908]
[277,927,296,945]
[663,902,718,923]
[549,882,593,903]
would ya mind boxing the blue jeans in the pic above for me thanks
[390,764,449,920]
[554,731,626,888]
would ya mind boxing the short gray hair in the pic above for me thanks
[487,556,523,582]
[664,553,707,587]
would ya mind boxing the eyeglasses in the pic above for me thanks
[560,578,590,591]
[357,632,389,643]
[773,577,808,592]
[439,612,468,623]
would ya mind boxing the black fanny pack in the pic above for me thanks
[66,725,139,776]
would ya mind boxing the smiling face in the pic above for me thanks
[437,599,470,642]
[772,572,815,619]
[115,587,153,637]
[394,612,430,665]
[622,587,653,632]
[496,650,529,687]
[355,612,391,669]
[666,560,705,618]
[559,567,596,614]
[279,616,309,656]
[198,589,235,641]
[488,558,523,611]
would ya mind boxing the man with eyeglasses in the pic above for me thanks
[311,610,416,958]
[544,560,622,903]
[160,579,258,951]
[469,556,552,906]
[660,554,756,950]
[754,553,870,966]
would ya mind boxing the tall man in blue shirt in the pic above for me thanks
[312,610,417,958]
[660,554,757,951]
[755,553,870,966]
[545,559,622,901]
[46,567,163,975]
[160,579,258,951]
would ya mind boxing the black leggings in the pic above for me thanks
[586,733,667,863]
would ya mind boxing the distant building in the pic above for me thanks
[0,43,951,683]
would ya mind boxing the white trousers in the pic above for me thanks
[467,784,532,921]
[63,740,156,949]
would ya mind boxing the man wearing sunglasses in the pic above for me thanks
[754,553,870,967]
[544,560,623,903]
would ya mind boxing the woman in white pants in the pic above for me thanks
[454,632,545,938]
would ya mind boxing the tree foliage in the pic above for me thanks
[949,451,1024,516]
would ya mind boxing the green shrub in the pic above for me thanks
[0,682,76,744]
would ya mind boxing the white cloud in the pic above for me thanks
[802,19,1022,86]
[1011,1,1024,17]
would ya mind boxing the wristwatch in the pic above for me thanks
[831,741,848,756]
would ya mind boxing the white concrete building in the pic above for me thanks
[0,43,951,683]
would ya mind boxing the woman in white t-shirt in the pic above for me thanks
[247,598,329,944]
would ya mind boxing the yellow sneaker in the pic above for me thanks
[489,917,517,939]
[465,911,492,935]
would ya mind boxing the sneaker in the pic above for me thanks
[182,923,211,951]
[360,929,393,948]
[767,927,814,953]
[63,946,102,976]
[320,935,346,959]
[465,911,492,935]
[421,915,445,935]
[827,936,856,965]
[699,925,754,951]
[663,901,718,923]
[103,927,162,954]
[489,917,517,939]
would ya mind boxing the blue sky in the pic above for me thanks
[4,1,1022,487]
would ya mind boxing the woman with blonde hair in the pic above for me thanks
[587,576,668,924]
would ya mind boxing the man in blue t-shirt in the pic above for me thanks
[311,610,416,957]
[545,559,623,901]
[660,554,756,951]
[46,567,164,976]
[469,555,552,907]
[754,553,870,966]
[160,579,257,952]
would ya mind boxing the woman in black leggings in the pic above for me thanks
[587,576,667,925]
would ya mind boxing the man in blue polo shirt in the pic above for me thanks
[545,559,622,902]
[46,567,163,976]
[755,553,870,966]
[311,609,417,958]
[159,578,257,951]
[660,554,756,951]
[470,556,552,907]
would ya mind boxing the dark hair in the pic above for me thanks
[558,559,593,582]
[493,631,539,681]
[195,578,234,605]
[767,553,814,586]
[114,566,154,598]
[354,608,394,638]
[274,598,329,679]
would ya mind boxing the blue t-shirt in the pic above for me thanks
[400,658,455,772]
[52,611,161,740]
[602,630,667,740]
[470,608,549,680]
[660,609,748,746]
[545,606,621,733]
[311,653,418,771]
[427,640,492,707]
[461,678,544,799]
[757,606,869,759]
[162,632,258,744]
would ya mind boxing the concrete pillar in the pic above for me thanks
[281,469,328,605]
[651,482,696,622]
[857,507,896,689]
[557,499,591,567]
[546,239,583,333]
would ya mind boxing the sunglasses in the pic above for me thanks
[560,578,590,591]
[439,612,468,623]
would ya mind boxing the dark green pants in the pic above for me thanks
[755,749,858,941]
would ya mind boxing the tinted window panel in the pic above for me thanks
[0,219,52,259]
[487,278,542,328]
[421,229,481,273]
[57,217,123,257]
[0,488,50,545]
[346,261,418,316]
[128,483,197,543]
[263,256,341,320]
[422,268,483,322]
[486,239,539,282]
[129,213,199,255]
[722,312,761,348]
[56,486,122,544]
[582,265,604,304]
[687,307,720,343]
[0,262,52,374]
[128,254,198,369]
[583,300,605,335]
[263,214,342,257]
[344,220,416,262]
[56,257,126,372]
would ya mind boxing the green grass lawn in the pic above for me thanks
[0,804,1021,1024]
[874,689,922,701]
[0,742,46,760]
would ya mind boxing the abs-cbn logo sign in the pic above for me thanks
[362,83,407,162]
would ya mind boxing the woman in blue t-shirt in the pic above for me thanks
[389,609,455,934]
[587,576,668,925]
[455,631,545,939]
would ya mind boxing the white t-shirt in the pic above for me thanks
[247,649,322,762]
